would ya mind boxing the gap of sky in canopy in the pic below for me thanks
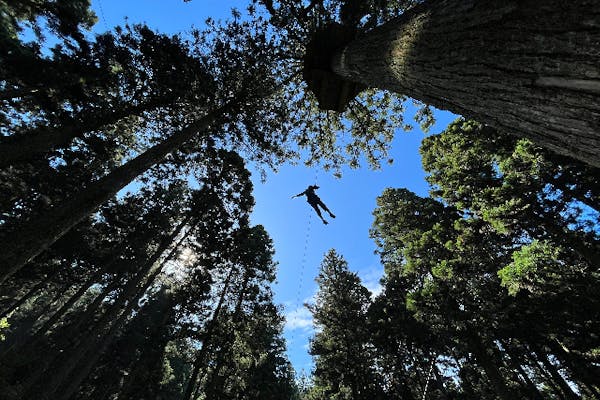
[89,0,456,374]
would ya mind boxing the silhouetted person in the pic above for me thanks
[292,185,335,224]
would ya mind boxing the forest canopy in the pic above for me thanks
[1,1,599,399]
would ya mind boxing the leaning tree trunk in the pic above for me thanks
[183,265,238,400]
[0,102,231,282]
[24,223,188,400]
[0,96,172,168]
[320,0,600,166]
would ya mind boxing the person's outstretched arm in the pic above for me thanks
[291,190,306,199]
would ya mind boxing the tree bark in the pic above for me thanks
[0,102,231,282]
[466,333,515,400]
[0,97,171,167]
[182,265,237,400]
[24,220,189,400]
[0,269,58,317]
[535,351,580,400]
[326,0,600,166]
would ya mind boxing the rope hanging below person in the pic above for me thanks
[292,185,336,225]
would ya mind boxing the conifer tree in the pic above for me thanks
[308,250,384,400]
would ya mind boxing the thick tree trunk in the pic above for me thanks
[0,97,170,167]
[0,102,230,282]
[327,0,600,166]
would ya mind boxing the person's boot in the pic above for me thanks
[322,219,328,225]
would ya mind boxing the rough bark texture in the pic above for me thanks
[329,0,600,166]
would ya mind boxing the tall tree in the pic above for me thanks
[308,249,384,400]
[259,0,600,166]
[367,119,600,398]
[0,13,290,279]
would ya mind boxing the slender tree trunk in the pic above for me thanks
[62,274,121,340]
[183,265,237,400]
[117,294,174,400]
[0,288,64,358]
[535,351,580,400]
[432,364,449,400]
[451,352,476,398]
[202,337,233,399]
[19,218,190,397]
[53,266,169,400]
[3,276,95,360]
[324,0,600,166]
[0,102,231,282]
[202,272,250,399]
[0,97,171,167]
[526,350,566,400]
[409,351,427,395]
[27,269,104,344]
[502,341,545,400]
[0,270,58,317]
[25,223,188,400]
[547,338,600,396]
[466,333,515,400]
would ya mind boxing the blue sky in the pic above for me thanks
[90,0,455,375]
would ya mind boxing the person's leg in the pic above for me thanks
[318,199,335,218]
[309,202,328,224]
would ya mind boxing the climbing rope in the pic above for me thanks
[421,356,436,400]
[96,0,109,31]
[289,169,319,344]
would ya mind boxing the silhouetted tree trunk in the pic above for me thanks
[535,350,579,400]
[202,272,251,399]
[183,265,237,400]
[466,333,515,400]
[0,270,59,317]
[20,217,190,398]
[0,102,231,282]
[28,269,104,344]
[432,363,450,400]
[54,268,170,400]
[324,0,600,166]
[0,97,171,167]
[502,341,545,400]
[547,338,600,397]
[116,292,174,400]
